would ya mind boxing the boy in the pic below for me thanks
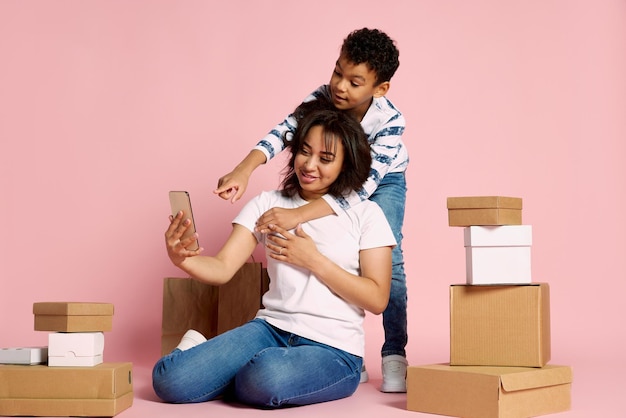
[215,28,409,393]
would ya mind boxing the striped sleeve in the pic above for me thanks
[325,97,408,212]
[252,86,327,161]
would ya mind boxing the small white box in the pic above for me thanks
[464,225,532,285]
[0,347,48,365]
[466,246,531,284]
[464,225,532,247]
[48,332,104,367]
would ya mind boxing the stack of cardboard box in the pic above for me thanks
[0,302,133,417]
[406,196,573,418]
[34,302,112,367]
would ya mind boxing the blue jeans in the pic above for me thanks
[369,172,408,358]
[152,319,362,408]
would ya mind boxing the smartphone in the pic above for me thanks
[168,191,200,251]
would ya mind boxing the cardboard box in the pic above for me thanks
[464,226,532,284]
[48,332,104,367]
[407,363,572,418]
[450,283,550,367]
[464,225,532,247]
[465,247,532,284]
[447,196,522,226]
[0,347,47,365]
[33,302,114,332]
[0,362,133,416]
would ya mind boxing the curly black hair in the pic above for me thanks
[340,28,400,85]
[280,100,372,199]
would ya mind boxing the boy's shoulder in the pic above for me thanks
[364,95,404,127]
[374,95,401,113]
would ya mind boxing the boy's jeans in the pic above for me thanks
[369,172,408,358]
[152,319,361,408]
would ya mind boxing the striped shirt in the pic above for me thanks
[254,85,408,212]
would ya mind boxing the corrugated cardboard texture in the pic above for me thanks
[447,196,523,209]
[33,302,114,316]
[33,302,114,332]
[407,364,572,418]
[0,362,133,399]
[448,208,522,226]
[447,196,523,226]
[34,315,113,332]
[450,284,550,367]
[0,391,133,417]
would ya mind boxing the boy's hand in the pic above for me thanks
[214,169,249,203]
[255,207,302,233]
[214,149,267,203]
[165,211,203,266]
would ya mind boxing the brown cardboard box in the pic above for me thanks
[33,302,114,332]
[450,283,550,367]
[0,362,133,416]
[407,363,572,418]
[447,196,522,226]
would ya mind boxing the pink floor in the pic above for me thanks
[60,357,621,418]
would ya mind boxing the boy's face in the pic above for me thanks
[329,55,389,121]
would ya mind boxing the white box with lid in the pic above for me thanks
[464,225,532,285]
[48,332,104,367]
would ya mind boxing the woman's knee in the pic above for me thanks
[233,355,280,407]
[151,353,200,403]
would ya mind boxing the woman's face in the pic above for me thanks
[294,125,344,201]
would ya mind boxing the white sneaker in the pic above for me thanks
[360,364,369,383]
[176,329,207,351]
[380,355,408,393]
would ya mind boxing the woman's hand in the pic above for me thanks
[266,223,392,314]
[255,207,302,233]
[165,211,203,266]
[265,223,321,270]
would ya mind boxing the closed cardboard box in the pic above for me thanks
[447,196,522,226]
[0,347,47,365]
[407,363,572,418]
[464,225,532,247]
[48,332,104,367]
[0,362,133,416]
[465,246,532,285]
[33,302,114,332]
[464,226,532,284]
[450,283,550,367]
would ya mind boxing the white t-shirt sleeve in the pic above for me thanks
[231,192,271,243]
[358,202,396,250]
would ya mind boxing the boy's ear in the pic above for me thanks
[373,81,390,98]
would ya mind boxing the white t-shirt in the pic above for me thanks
[233,190,396,357]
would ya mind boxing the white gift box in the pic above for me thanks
[0,347,48,365]
[48,332,104,367]
[464,226,532,285]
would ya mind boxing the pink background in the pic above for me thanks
[1,1,624,417]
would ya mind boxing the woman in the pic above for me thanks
[153,106,395,408]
